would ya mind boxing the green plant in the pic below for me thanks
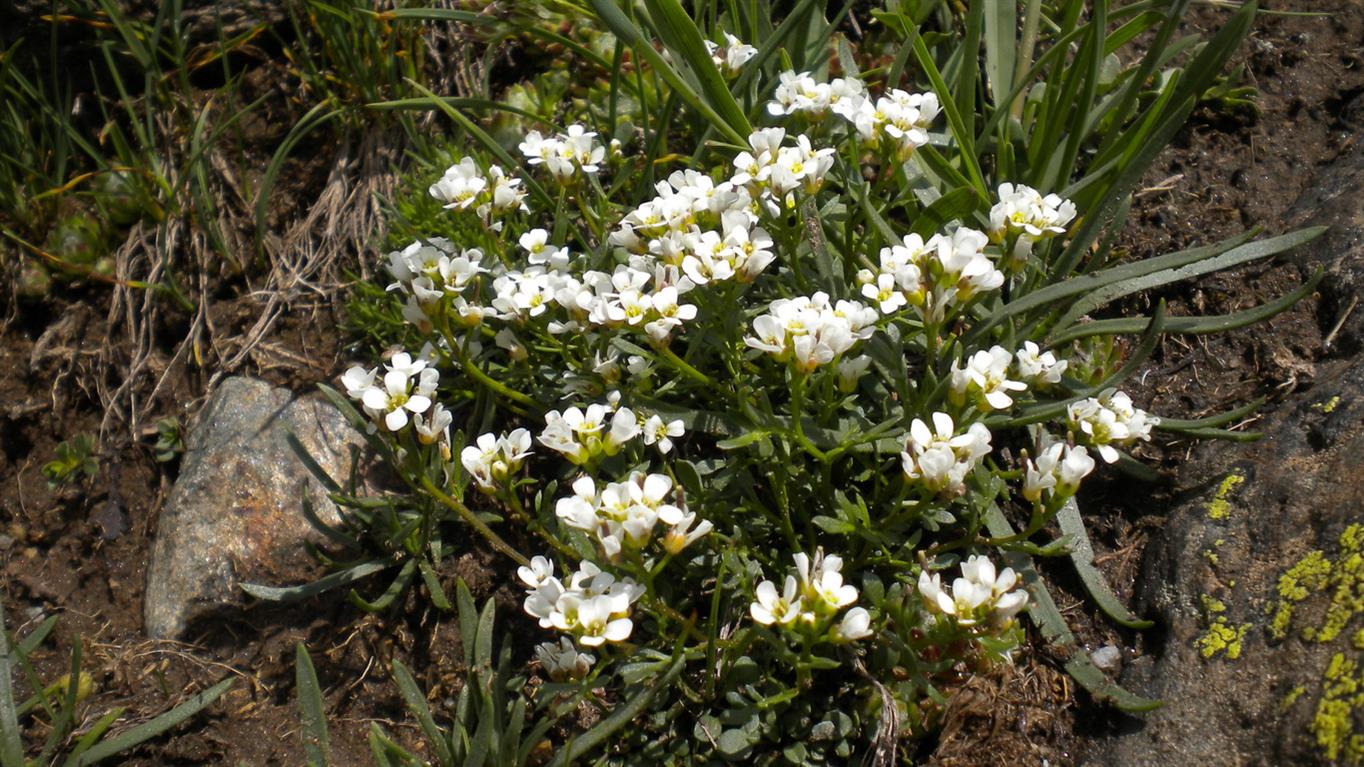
[256,0,1321,761]
[151,417,184,463]
[0,601,233,766]
[41,435,98,490]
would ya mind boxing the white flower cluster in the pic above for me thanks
[539,400,684,465]
[766,71,941,158]
[428,157,527,229]
[556,472,712,560]
[342,351,449,439]
[1066,389,1158,463]
[744,292,879,373]
[856,228,1003,323]
[518,124,606,179]
[988,182,1077,265]
[901,412,993,497]
[1022,440,1096,502]
[750,551,871,643]
[730,128,835,207]
[949,346,1029,411]
[460,429,533,492]
[519,556,645,647]
[611,169,777,288]
[918,554,1028,628]
[704,32,757,76]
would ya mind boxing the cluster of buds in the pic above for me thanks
[1014,341,1068,387]
[918,554,1028,628]
[744,292,879,373]
[519,557,645,647]
[901,412,993,497]
[555,472,712,560]
[750,551,872,644]
[1021,439,1096,502]
[1066,389,1159,463]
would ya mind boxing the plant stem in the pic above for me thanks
[420,476,529,567]
[655,343,714,387]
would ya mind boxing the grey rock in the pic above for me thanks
[144,377,366,639]
[1090,645,1122,674]
[1086,139,1364,765]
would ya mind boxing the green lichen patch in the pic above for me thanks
[1197,615,1250,660]
[1311,395,1342,414]
[1270,549,1335,641]
[1312,652,1364,765]
[1205,471,1245,521]
[1309,525,1364,644]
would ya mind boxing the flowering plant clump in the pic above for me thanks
[261,3,1324,762]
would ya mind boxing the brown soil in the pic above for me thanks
[3,1,1362,765]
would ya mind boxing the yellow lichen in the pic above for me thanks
[1196,615,1249,660]
[1311,395,1342,414]
[1282,685,1308,711]
[1312,652,1364,764]
[1270,549,1333,641]
[1308,526,1364,644]
[1205,471,1245,521]
[1201,594,1228,614]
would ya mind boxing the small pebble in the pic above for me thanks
[1091,644,1122,673]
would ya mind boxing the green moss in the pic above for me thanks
[1311,652,1364,764]
[1205,471,1245,521]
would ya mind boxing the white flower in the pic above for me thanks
[832,607,872,642]
[989,182,1077,243]
[574,595,633,646]
[751,575,802,626]
[461,428,533,490]
[836,355,872,393]
[902,412,993,496]
[413,403,452,446]
[1066,389,1158,463]
[522,558,643,645]
[641,414,685,454]
[745,293,877,372]
[950,346,1029,411]
[1022,441,1096,502]
[707,32,757,75]
[661,511,713,555]
[918,554,1028,627]
[349,352,437,432]
[1015,341,1067,386]
[428,157,486,210]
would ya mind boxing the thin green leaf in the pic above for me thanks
[391,660,453,767]
[545,651,687,767]
[643,0,751,138]
[982,0,1016,105]
[0,602,24,767]
[1057,499,1152,628]
[76,678,235,765]
[296,644,331,767]
[240,559,391,602]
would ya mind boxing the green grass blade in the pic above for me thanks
[1155,398,1265,432]
[907,33,987,197]
[1057,499,1153,628]
[240,559,391,601]
[589,0,748,146]
[296,644,331,767]
[76,678,234,766]
[643,0,752,138]
[1048,269,1323,344]
[982,0,1015,106]
[61,708,123,767]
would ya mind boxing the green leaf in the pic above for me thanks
[642,0,752,138]
[911,186,982,238]
[1056,499,1152,628]
[588,0,748,146]
[983,506,1159,712]
[545,651,686,767]
[1,602,30,767]
[982,0,1016,105]
[76,678,235,765]
[240,560,391,602]
[296,644,331,767]
[457,579,478,668]
[392,660,453,767]
[1047,227,1326,339]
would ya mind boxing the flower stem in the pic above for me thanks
[655,343,714,387]
[503,489,577,560]
[420,476,529,567]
